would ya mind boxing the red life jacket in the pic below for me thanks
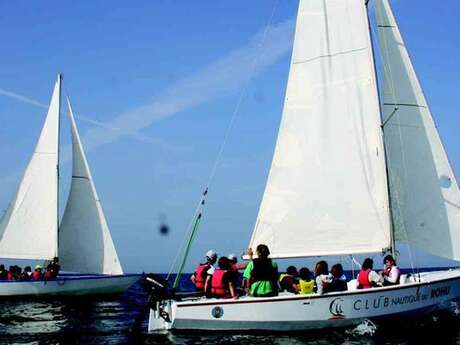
[194,263,209,290]
[44,271,53,280]
[357,269,372,289]
[211,269,227,296]
[32,271,41,281]
[7,272,13,281]
[383,265,400,284]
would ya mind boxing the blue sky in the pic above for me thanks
[1,0,459,274]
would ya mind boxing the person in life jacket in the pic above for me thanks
[314,261,332,294]
[32,265,43,281]
[296,267,314,295]
[248,244,279,297]
[279,266,298,293]
[211,256,238,299]
[357,258,383,289]
[325,263,348,293]
[191,250,217,294]
[381,254,400,286]
[0,264,7,280]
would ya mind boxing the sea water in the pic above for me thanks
[1,269,460,344]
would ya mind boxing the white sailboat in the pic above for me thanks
[148,0,460,332]
[0,75,140,296]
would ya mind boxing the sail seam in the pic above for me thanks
[383,103,426,108]
[293,47,368,65]
[378,25,395,28]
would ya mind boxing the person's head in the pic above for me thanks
[206,250,218,264]
[24,266,31,273]
[331,264,344,278]
[256,244,270,259]
[383,254,396,267]
[286,266,298,276]
[299,267,311,281]
[218,256,230,270]
[228,254,237,264]
[35,265,42,272]
[314,260,328,277]
[53,257,59,264]
[0,264,4,271]
[362,258,374,270]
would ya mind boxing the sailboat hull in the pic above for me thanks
[0,273,140,297]
[148,269,460,332]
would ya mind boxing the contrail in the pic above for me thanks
[79,18,295,151]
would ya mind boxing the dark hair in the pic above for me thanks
[331,264,344,278]
[299,267,311,281]
[286,266,298,276]
[0,265,4,271]
[218,256,230,270]
[362,258,373,270]
[24,266,32,273]
[383,254,396,265]
[314,260,328,277]
[256,244,270,259]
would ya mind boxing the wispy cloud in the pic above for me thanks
[80,19,295,151]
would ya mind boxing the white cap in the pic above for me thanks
[228,253,237,261]
[206,250,217,259]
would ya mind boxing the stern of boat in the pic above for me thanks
[148,300,173,333]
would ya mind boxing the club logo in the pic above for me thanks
[211,306,224,319]
[329,297,345,319]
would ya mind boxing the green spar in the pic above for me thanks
[173,213,202,289]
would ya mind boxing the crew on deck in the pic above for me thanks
[357,258,383,289]
[211,256,239,299]
[191,250,217,295]
[245,244,278,297]
[296,267,314,294]
[380,254,400,286]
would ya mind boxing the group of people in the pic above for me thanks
[191,244,401,299]
[0,257,61,282]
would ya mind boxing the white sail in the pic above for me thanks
[0,76,60,260]
[59,98,123,274]
[375,0,460,260]
[248,0,391,258]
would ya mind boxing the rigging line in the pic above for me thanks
[166,0,281,279]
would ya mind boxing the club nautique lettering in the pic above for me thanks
[352,286,452,312]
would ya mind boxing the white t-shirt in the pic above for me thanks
[384,265,400,284]
[315,273,333,294]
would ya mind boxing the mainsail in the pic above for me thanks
[376,0,460,260]
[59,98,123,274]
[248,0,391,258]
[0,76,60,260]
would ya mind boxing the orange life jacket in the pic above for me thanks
[211,269,227,296]
[194,263,209,289]
[357,269,372,289]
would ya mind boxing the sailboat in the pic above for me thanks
[147,0,460,332]
[0,75,140,296]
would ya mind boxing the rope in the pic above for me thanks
[166,0,280,280]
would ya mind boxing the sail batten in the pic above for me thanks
[376,0,460,260]
[0,77,60,260]
[59,97,123,275]
[248,0,391,258]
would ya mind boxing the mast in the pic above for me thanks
[366,1,396,258]
[56,73,62,259]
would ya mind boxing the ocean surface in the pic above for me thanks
[1,269,460,345]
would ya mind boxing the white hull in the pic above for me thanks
[149,269,460,332]
[0,274,140,297]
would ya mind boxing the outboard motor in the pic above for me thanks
[142,274,172,323]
